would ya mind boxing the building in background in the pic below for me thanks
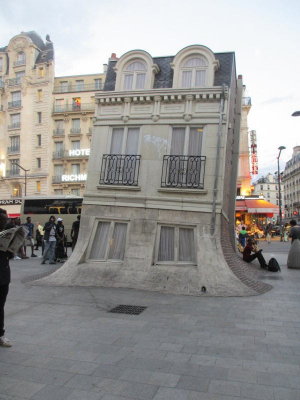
[42,45,270,296]
[0,31,105,216]
[252,172,282,207]
[282,146,300,222]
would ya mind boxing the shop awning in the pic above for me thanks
[236,199,279,215]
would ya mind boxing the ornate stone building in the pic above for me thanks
[43,45,271,296]
[282,146,300,221]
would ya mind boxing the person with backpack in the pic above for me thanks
[238,226,248,248]
[243,238,268,269]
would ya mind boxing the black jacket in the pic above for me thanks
[0,250,11,286]
[43,221,57,241]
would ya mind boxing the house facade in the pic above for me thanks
[40,45,271,296]
[282,146,300,221]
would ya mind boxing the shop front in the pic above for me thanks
[0,199,22,218]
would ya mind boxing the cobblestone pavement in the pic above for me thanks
[1,241,299,400]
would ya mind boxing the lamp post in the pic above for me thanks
[277,146,285,238]
[11,163,30,196]
[292,111,300,117]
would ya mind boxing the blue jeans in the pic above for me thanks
[43,240,56,263]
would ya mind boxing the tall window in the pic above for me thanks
[38,67,45,78]
[16,52,26,66]
[10,113,21,129]
[90,221,127,261]
[37,134,41,146]
[54,142,64,156]
[94,78,102,89]
[170,127,203,156]
[37,89,43,101]
[36,181,41,193]
[15,71,25,82]
[181,56,208,88]
[10,159,19,175]
[37,112,42,124]
[11,91,21,107]
[36,158,41,169]
[71,118,81,133]
[71,163,80,175]
[71,141,80,150]
[10,136,20,151]
[76,80,84,91]
[157,225,195,263]
[72,97,81,110]
[110,127,139,154]
[55,119,64,133]
[123,61,147,90]
[0,57,3,72]
[55,99,64,112]
[54,164,64,177]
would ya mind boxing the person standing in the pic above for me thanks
[238,226,248,248]
[265,223,273,244]
[55,218,65,262]
[287,219,300,269]
[35,222,44,253]
[0,211,12,347]
[23,217,37,258]
[71,215,81,250]
[42,216,57,265]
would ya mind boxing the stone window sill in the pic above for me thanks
[97,185,141,191]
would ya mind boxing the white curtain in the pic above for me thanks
[90,222,110,260]
[108,223,127,260]
[126,128,139,154]
[55,142,64,152]
[171,128,185,154]
[182,71,192,88]
[71,164,80,174]
[126,61,146,71]
[184,56,207,67]
[188,128,203,156]
[72,118,80,129]
[195,70,206,87]
[110,128,124,153]
[71,141,80,150]
[179,228,194,262]
[135,73,146,89]
[54,165,63,176]
[124,74,133,90]
[158,226,175,261]
[12,91,21,101]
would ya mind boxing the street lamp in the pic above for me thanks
[277,146,286,236]
[11,162,30,196]
[292,111,300,116]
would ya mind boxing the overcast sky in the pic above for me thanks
[1,0,299,178]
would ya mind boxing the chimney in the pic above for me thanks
[109,53,118,61]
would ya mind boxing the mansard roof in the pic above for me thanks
[103,50,235,91]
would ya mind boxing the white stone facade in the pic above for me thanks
[282,146,300,221]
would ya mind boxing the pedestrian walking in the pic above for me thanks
[265,223,272,244]
[287,219,300,269]
[55,218,66,262]
[71,215,81,250]
[35,222,44,253]
[0,211,12,347]
[238,226,248,248]
[41,216,57,265]
[23,217,37,258]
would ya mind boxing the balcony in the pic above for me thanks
[69,128,81,135]
[7,146,20,154]
[53,128,65,136]
[7,78,22,87]
[100,154,141,186]
[161,155,206,189]
[5,169,21,177]
[52,175,63,184]
[13,60,26,67]
[53,103,95,114]
[52,151,65,160]
[8,122,21,130]
[8,100,21,109]
[53,83,103,93]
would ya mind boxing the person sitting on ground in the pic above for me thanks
[243,238,268,269]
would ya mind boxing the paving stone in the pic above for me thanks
[176,374,210,392]
[208,379,241,396]
[240,383,274,400]
[273,387,300,400]
[31,385,74,400]
[120,368,180,387]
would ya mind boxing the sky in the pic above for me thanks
[0,0,299,179]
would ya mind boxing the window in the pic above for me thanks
[89,221,127,261]
[71,118,81,133]
[37,112,42,124]
[11,91,21,106]
[71,141,80,150]
[72,97,81,110]
[75,80,84,91]
[0,57,3,72]
[71,188,80,196]
[260,185,263,190]
[15,71,25,83]
[55,119,64,132]
[15,52,26,66]
[55,99,64,112]
[54,142,64,156]
[71,163,80,175]
[60,81,68,92]
[123,60,147,90]
[54,164,64,177]
[37,89,43,101]
[37,134,41,146]
[38,67,45,78]
[110,127,139,154]
[10,113,21,129]
[10,159,19,175]
[94,78,102,89]
[36,181,41,193]
[181,56,208,88]
[10,136,20,151]
[54,189,63,195]
[37,158,41,169]
[157,225,195,263]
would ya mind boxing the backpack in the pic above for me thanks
[267,257,281,272]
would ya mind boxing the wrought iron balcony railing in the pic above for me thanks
[6,169,21,177]
[8,100,21,109]
[53,103,95,113]
[70,128,81,134]
[52,151,65,159]
[8,122,21,130]
[161,155,206,189]
[53,128,65,136]
[13,60,26,67]
[53,83,103,93]
[100,154,141,186]
[52,175,63,183]
[7,78,22,87]
[7,146,20,154]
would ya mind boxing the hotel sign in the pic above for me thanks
[61,174,87,182]
[68,149,90,157]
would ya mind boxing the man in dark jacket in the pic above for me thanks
[41,216,57,265]
[0,211,12,347]
[243,238,267,269]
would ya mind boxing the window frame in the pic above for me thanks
[87,219,129,262]
[168,126,205,156]
[108,126,140,155]
[180,56,208,88]
[154,224,197,265]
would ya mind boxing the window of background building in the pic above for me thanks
[110,127,139,154]
[37,134,41,146]
[37,112,42,124]
[10,159,19,174]
[89,221,127,261]
[76,80,84,91]
[55,119,64,133]
[55,99,64,112]
[36,181,41,193]
[123,61,147,90]
[60,81,68,92]
[71,141,80,150]
[181,56,208,88]
[94,78,102,89]
[37,158,41,169]
[10,136,20,151]
[54,189,63,195]
[54,164,64,177]
[71,188,80,196]
[71,163,80,175]
[10,113,20,128]
[16,52,26,65]
[11,91,21,107]
[260,185,263,190]
[157,225,195,263]
[37,89,43,101]
[71,118,81,133]
[15,71,25,82]
[38,67,45,78]
[0,57,3,72]
[72,98,81,110]
[54,142,64,157]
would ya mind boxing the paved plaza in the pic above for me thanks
[0,240,300,400]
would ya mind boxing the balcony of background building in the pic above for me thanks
[100,154,141,186]
[52,150,65,160]
[161,155,206,189]
[8,100,22,109]
[242,97,251,106]
[52,175,63,184]
[8,122,21,130]
[52,128,65,137]
[53,83,103,93]
[69,128,81,135]
[53,103,95,114]
[6,78,22,87]
[7,145,20,154]
[5,169,21,178]
[13,60,26,67]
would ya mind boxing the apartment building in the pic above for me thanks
[282,146,300,221]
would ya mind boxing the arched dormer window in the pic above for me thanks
[123,60,147,90]
[172,45,219,89]
[181,56,208,88]
[16,51,26,66]
[114,50,159,91]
